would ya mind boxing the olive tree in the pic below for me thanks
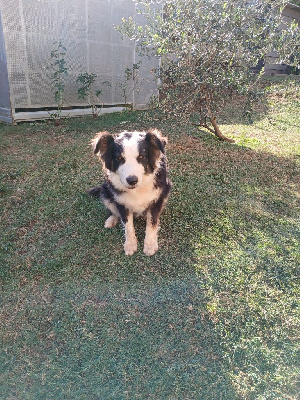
[118,0,299,142]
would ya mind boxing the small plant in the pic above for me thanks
[48,41,69,126]
[119,62,141,106]
[76,73,111,118]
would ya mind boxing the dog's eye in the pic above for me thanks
[138,155,144,160]
[117,156,125,162]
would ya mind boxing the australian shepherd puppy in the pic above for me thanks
[89,129,172,256]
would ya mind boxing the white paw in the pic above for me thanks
[104,215,119,228]
[143,240,158,256]
[124,239,138,256]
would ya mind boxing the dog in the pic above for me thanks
[89,129,171,256]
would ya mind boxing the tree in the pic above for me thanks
[118,0,299,142]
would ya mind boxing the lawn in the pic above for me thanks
[0,76,299,399]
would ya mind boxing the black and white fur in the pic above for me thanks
[89,129,171,256]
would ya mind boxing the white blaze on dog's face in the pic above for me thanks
[93,130,166,191]
[113,132,146,190]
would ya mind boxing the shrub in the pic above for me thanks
[118,0,300,142]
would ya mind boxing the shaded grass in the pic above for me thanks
[0,76,299,399]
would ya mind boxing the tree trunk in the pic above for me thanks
[210,117,235,143]
[193,116,235,143]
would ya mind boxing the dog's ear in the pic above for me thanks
[92,132,114,169]
[146,129,167,153]
[92,131,114,155]
[146,129,167,154]
[145,129,167,170]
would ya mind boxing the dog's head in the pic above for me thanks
[92,129,167,190]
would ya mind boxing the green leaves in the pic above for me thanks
[76,73,112,117]
[118,0,300,130]
[48,42,69,124]
[76,72,97,100]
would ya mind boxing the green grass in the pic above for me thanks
[0,76,299,399]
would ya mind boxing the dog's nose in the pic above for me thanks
[126,175,138,186]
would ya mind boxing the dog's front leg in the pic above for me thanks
[115,203,137,255]
[123,211,138,256]
[144,210,159,256]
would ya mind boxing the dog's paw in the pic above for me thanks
[143,240,158,256]
[104,215,119,228]
[124,239,138,256]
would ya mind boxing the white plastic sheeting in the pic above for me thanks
[0,0,158,123]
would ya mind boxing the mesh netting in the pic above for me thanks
[0,0,157,117]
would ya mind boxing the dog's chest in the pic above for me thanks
[116,184,160,215]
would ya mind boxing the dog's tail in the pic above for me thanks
[88,187,102,197]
